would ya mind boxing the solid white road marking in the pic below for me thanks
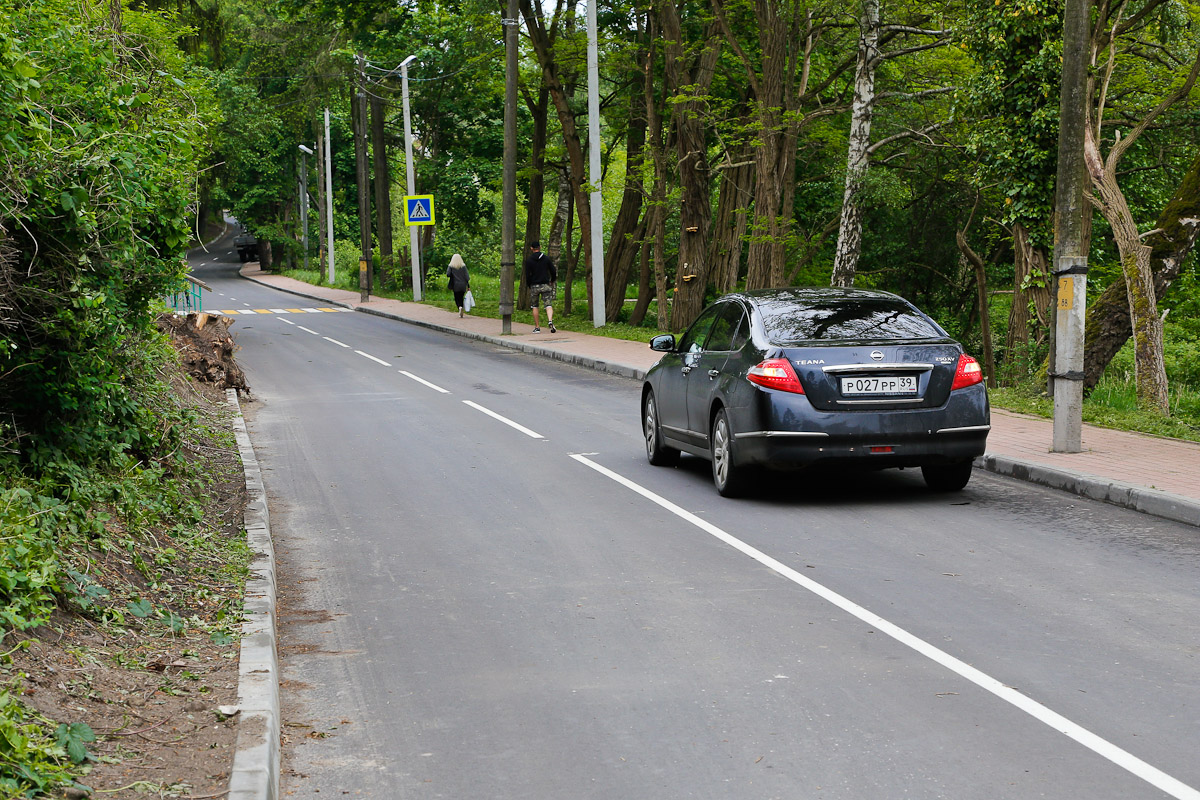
[278,318,295,326]
[568,453,1200,800]
[297,326,319,335]
[400,371,449,394]
[463,401,543,439]
[355,350,391,366]
[323,337,349,348]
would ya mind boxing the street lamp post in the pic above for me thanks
[399,55,422,300]
[298,144,313,271]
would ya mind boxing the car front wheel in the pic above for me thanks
[921,460,974,491]
[643,390,679,466]
[711,408,748,497]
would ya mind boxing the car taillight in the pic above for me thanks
[951,353,984,390]
[747,358,805,394]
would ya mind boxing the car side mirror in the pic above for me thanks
[649,334,676,352]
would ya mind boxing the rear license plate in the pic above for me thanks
[840,375,918,395]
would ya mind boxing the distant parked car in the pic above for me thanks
[641,287,990,497]
[234,232,258,262]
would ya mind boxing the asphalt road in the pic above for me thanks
[189,234,1200,800]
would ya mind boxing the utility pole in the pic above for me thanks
[500,4,518,334]
[370,92,394,284]
[298,144,312,271]
[1051,0,1090,452]
[323,108,336,285]
[354,53,372,302]
[586,0,605,327]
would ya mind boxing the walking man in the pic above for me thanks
[524,241,557,333]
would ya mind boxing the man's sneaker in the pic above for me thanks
[549,323,556,333]
[533,327,540,333]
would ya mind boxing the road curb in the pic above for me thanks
[976,453,1200,527]
[226,388,280,800]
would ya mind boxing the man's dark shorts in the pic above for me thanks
[530,283,556,308]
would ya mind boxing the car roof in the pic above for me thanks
[724,287,906,306]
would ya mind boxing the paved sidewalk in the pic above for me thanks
[237,267,1199,528]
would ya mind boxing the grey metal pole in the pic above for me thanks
[400,56,422,301]
[1051,0,1090,452]
[586,0,605,327]
[324,108,335,285]
[500,6,518,334]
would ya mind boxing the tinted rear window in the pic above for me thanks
[759,297,945,344]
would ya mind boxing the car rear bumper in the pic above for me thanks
[731,385,990,469]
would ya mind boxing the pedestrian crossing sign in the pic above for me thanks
[404,195,436,226]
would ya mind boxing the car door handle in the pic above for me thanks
[708,369,720,378]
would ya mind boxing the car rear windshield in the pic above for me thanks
[759,297,946,344]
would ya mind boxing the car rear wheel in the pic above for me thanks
[643,390,679,466]
[711,409,748,497]
[921,460,974,491]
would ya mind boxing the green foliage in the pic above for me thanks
[0,690,79,797]
[0,0,215,469]
[53,722,95,765]
[0,489,63,632]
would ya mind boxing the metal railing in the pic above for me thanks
[167,275,212,313]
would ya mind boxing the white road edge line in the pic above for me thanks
[462,400,543,439]
[568,453,1200,800]
[355,350,391,366]
[297,326,319,335]
[400,371,449,394]
[323,336,350,348]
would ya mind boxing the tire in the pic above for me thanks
[921,460,974,492]
[711,408,749,497]
[643,390,679,466]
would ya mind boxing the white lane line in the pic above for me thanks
[463,400,543,439]
[278,318,296,326]
[355,350,391,366]
[297,326,319,335]
[399,370,449,394]
[323,337,350,348]
[569,453,1200,800]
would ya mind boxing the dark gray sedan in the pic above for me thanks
[641,288,990,496]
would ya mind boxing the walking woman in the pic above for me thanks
[447,253,471,317]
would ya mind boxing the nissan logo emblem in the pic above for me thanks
[870,350,884,361]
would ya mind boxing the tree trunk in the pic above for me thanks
[370,93,393,285]
[521,82,550,311]
[1082,150,1200,388]
[956,231,997,388]
[741,0,795,290]
[830,0,880,288]
[659,0,720,330]
[629,213,655,326]
[604,91,648,322]
[709,152,754,294]
[1013,223,1053,342]
[1084,133,1169,412]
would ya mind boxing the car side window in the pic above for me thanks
[705,303,747,352]
[677,305,722,355]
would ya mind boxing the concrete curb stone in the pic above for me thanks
[975,454,1200,528]
[226,389,280,800]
